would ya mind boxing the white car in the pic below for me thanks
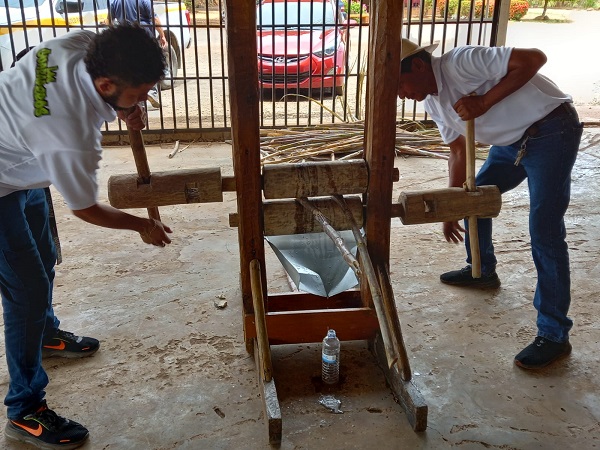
[0,0,191,88]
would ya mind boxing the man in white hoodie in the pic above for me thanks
[0,24,172,449]
[397,39,582,371]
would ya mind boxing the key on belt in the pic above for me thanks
[514,135,529,166]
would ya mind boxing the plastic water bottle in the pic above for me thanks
[322,329,340,384]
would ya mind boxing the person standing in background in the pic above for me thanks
[108,0,168,108]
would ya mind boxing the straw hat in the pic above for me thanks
[400,39,439,61]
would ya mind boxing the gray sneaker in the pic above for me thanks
[147,90,160,108]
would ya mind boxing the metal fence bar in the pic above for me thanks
[1,0,501,136]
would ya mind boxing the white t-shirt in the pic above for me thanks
[0,30,116,210]
[424,46,571,146]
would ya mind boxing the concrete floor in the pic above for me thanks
[1,120,600,449]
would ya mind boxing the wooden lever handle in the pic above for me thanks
[128,127,161,221]
[465,119,481,278]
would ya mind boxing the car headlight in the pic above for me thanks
[314,42,338,58]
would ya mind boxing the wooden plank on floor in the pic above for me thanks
[253,340,282,444]
[370,333,428,432]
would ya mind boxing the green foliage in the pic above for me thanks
[529,0,598,7]
[582,0,599,8]
[434,0,529,20]
[343,0,367,15]
[434,0,494,18]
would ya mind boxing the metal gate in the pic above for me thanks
[0,0,502,137]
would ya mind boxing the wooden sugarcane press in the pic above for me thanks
[107,0,503,444]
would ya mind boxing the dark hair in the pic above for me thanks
[400,49,431,74]
[84,24,166,86]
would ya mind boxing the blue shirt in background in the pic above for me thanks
[109,0,156,37]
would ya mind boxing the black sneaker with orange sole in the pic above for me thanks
[42,329,99,359]
[5,401,89,449]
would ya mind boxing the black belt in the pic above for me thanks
[526,102,577,136]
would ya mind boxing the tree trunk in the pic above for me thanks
[542,0,549,17]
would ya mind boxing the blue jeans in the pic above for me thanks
[0,189,60,419]
[463,106,583,344]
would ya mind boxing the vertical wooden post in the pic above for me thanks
[363,0,402,275]
[250,260,273,382]
[225,0,266,343]
[362,0,429,431]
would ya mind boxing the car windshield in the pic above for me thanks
[257,1,336,30]
[2,0,43,7]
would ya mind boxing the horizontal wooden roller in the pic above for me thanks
[229,196,364,235]
[108,168,223,209]
[262,159,368,199]
[394,185,502,225]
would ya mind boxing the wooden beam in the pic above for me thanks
[370,333,428,432]
[108,168,223,209]
[250,260,272,382]
[396,185,502,225]
[377,265,411,381]
[244,308,379,344]
[362,0,403,269]
[266,290,363,312]
[363,0,429,432]
[225,0,266,327]
[229,196,364,235]
[262,159,368,199]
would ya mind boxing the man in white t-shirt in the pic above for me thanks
[0,24,172,448]
[397,39,583,370]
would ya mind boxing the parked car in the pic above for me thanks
[256,0,352,97]
[0,0,191,88]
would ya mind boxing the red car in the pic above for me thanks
[256,0,351,96]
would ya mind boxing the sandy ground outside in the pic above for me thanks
[0,110,599,449]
